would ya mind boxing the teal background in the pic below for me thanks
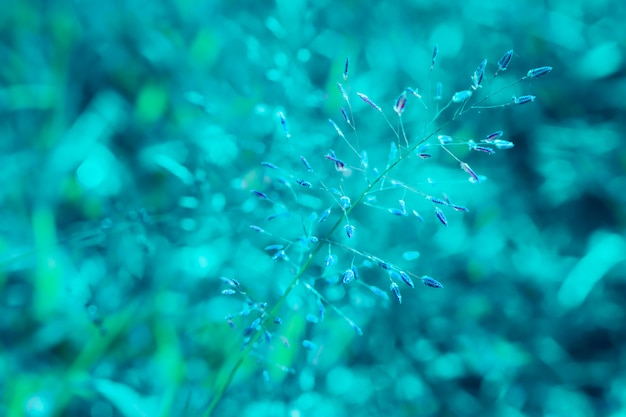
[1,1,625,416]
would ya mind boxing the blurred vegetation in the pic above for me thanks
[1,1,625,417]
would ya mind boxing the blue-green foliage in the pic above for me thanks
[2,1,626,417]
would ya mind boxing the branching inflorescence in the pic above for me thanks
[205,48,551,416]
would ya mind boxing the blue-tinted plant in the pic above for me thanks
[205,48,551,415]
